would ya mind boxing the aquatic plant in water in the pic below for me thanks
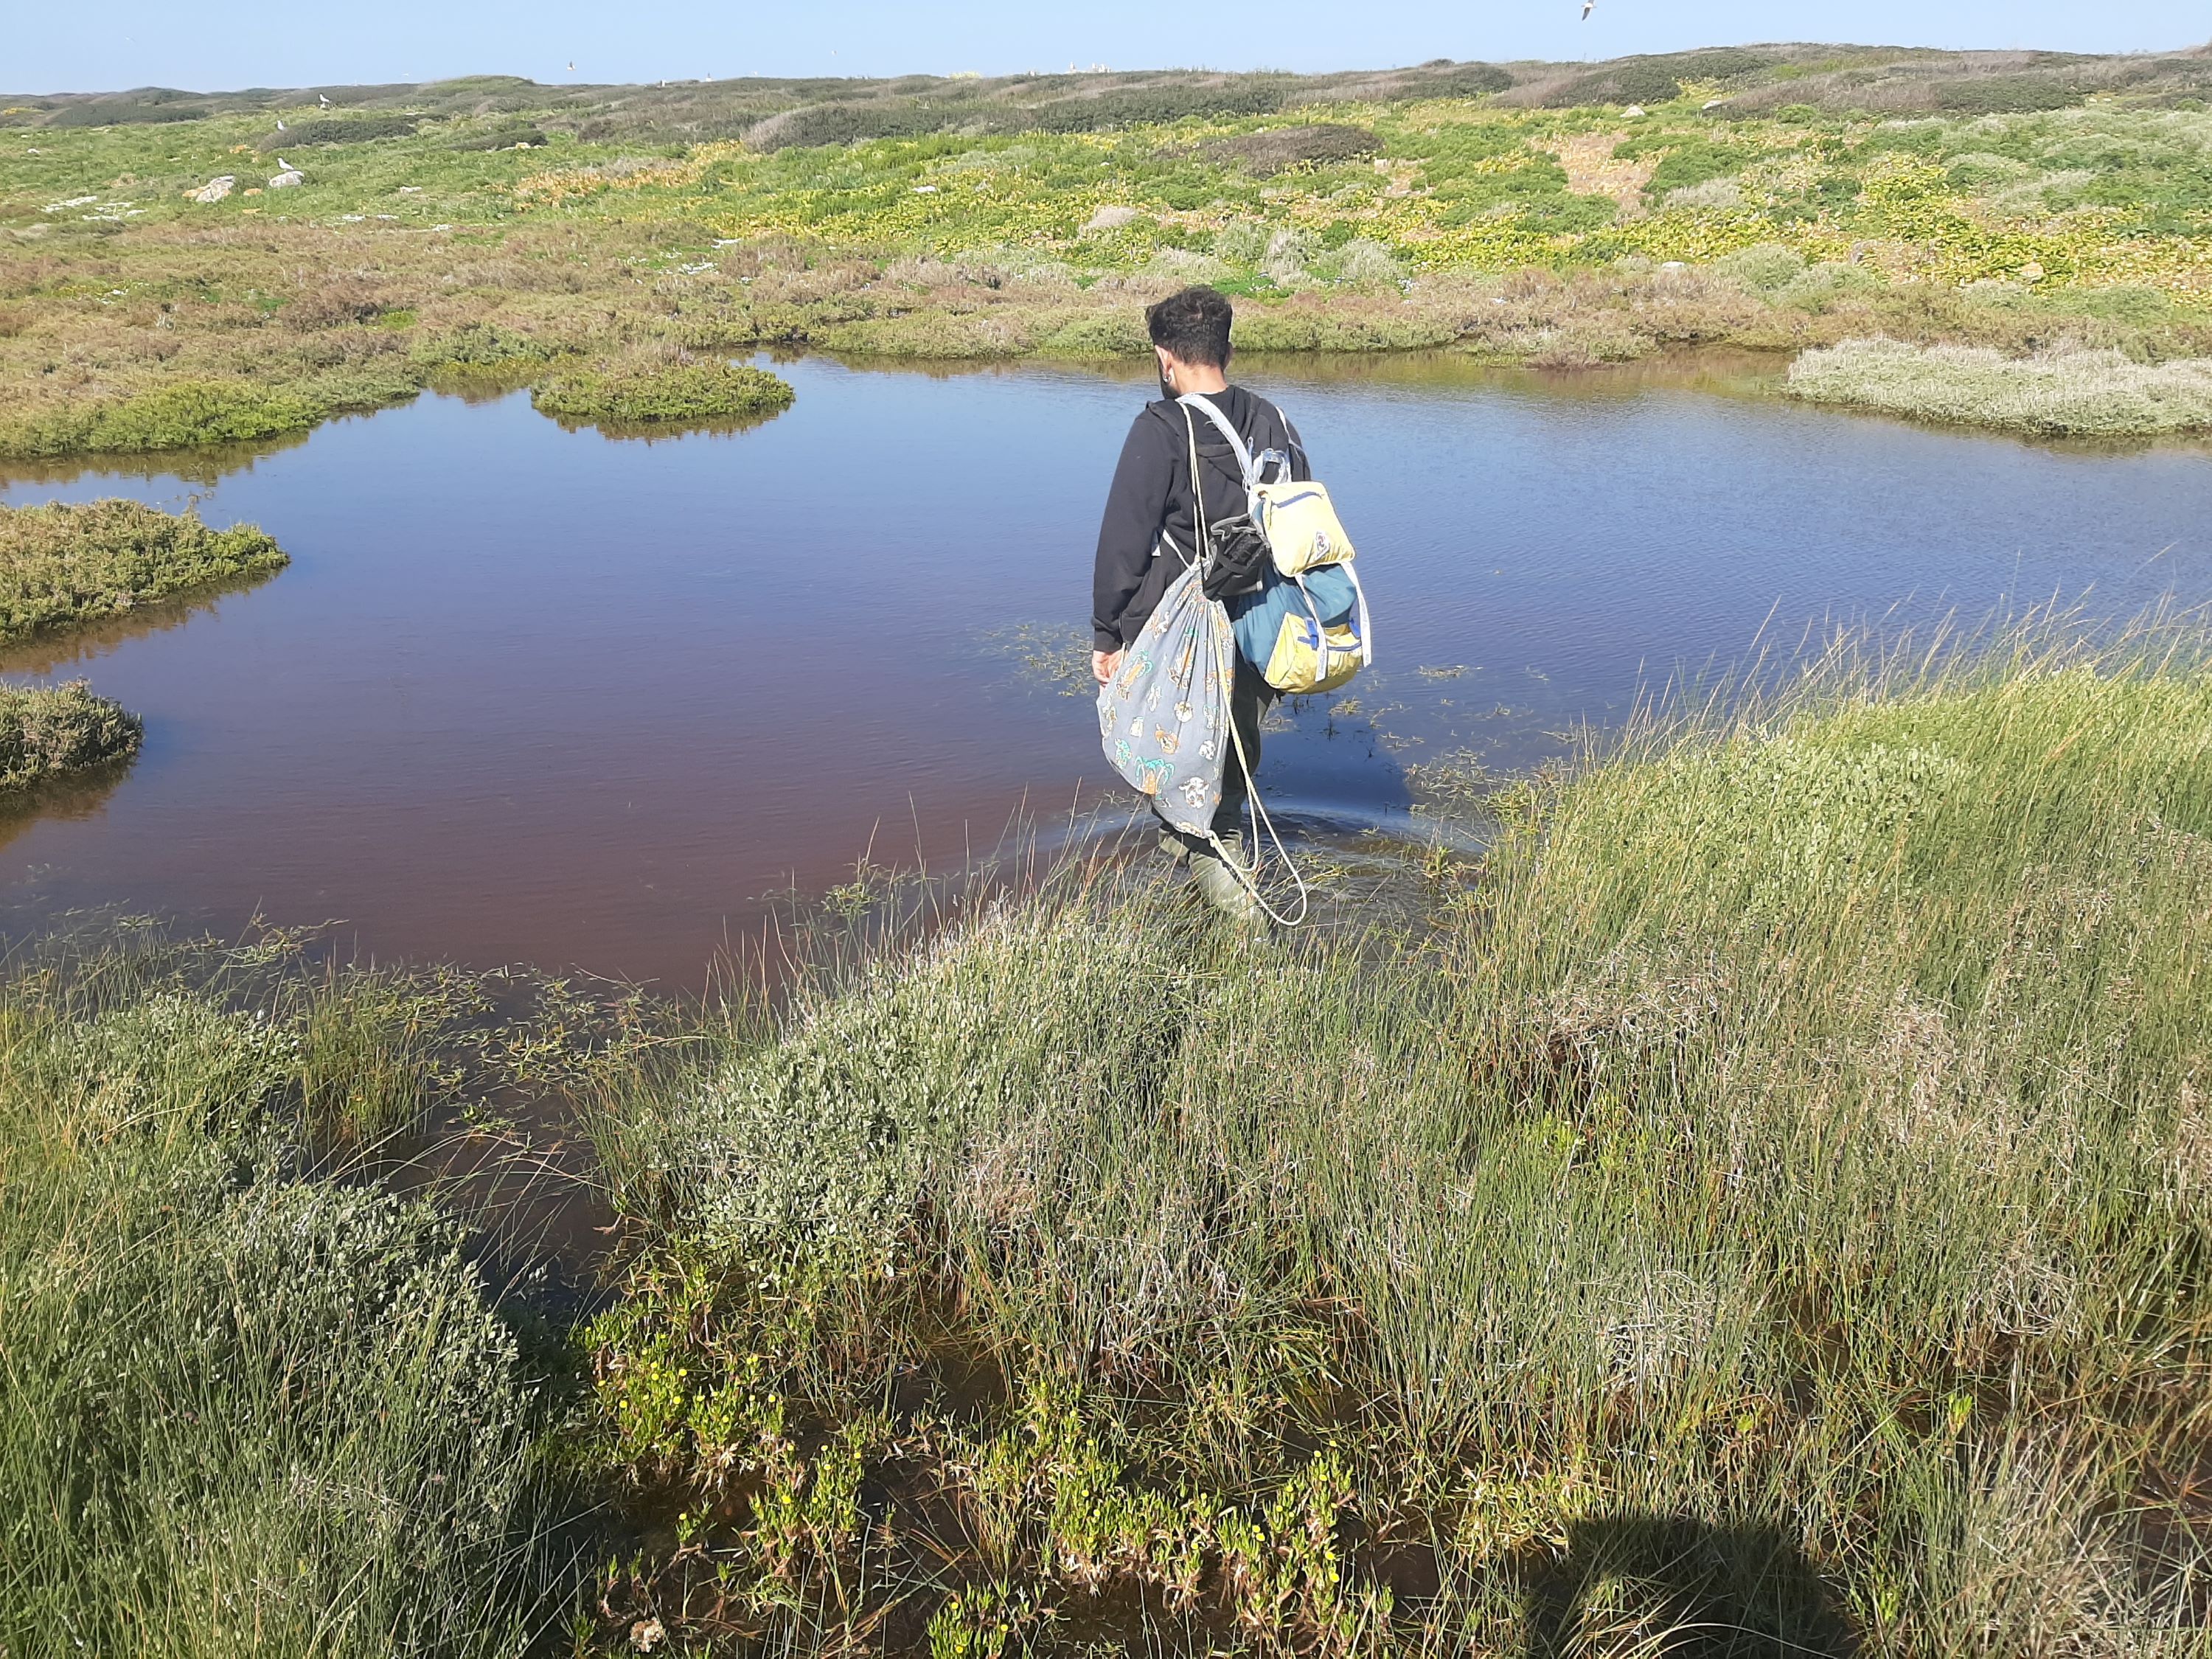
[531,359,796,429]
[1788,335,2212,436]
[0,679,141,789]
[0,498,289,641]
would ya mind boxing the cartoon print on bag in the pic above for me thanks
[1178,775,1211,810]
[1113,742,1175,796]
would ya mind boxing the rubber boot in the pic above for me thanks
[1189,845,1268,933]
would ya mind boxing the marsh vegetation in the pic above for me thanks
[11,46,2212,453]
[1,623,2206,1655]
[1788,336,2212,435]
[532,358,795,429]
[576,627,2212,1656]
[0,496,287,639]
[0,678,139,789]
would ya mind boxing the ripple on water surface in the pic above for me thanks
[4,352,2210,984]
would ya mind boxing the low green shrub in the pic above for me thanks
[1199,123,1380,176]
[409,320,557,372]
[442,122,549,152]
[1034,311,1152,356]
[0,498,288,641]
[0,380,324,460]
[1788,337,2212,435]
[0,679,141,790]
[531,359,795,427]
[251,115,420,150]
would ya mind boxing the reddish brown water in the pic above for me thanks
[5,352,2211,987]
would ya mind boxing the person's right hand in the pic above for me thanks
[1092,649,1122,685]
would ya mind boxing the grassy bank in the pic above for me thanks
[0,628,2206,1654]
[0,936,585,1655]
[1790,336,2212,435]
[9,47,2212,454]
[0,497,288,639]
[0,678,139,787]
[577,628,2212,1655]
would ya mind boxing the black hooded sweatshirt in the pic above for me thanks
[1091,387,1309,653]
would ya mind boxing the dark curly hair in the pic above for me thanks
[1144,285,1234,369]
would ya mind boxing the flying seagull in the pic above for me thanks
[1582,0,1595,15]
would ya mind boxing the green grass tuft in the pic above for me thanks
[530,359,795,428]
[0,498,289,641]
[0,948,585,1655]
[0,679,141,789]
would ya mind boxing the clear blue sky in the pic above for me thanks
[6,1,2206,97]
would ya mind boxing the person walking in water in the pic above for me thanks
[1091,285,1308,921]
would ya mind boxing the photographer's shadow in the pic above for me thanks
[1520,1511,1859,1659]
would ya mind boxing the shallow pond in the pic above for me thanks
[5,352,2211,985]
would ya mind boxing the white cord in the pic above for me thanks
[1181,403,1310,930]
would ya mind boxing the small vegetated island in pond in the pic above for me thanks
[0,677,140,789]
[0,497,288,641]
[530,358,796,430]
[0,498,289,790]
[13,45,2212,454]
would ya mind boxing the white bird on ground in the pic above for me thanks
[275,157,293,171]
[275,118,285,131]
[318,93,330,108]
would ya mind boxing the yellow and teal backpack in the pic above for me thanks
[1178,392,1374,695]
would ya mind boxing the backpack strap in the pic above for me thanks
[1178,392,1258,490]
[1178,392,1298,495]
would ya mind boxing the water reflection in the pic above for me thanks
[1,351,2208,985]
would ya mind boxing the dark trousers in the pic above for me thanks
[1158,660,1274,855]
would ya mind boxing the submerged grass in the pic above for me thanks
[0,497,288,640]
[0,678,140,788]
[1789,336,2212,435]
[580,622,2212,1655]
